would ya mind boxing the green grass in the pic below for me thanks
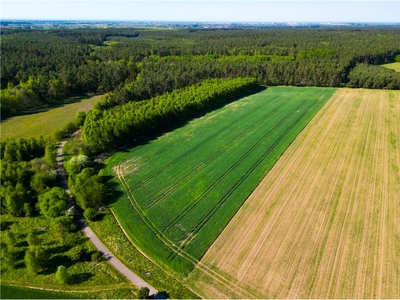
[0,284,136,299]
[381,62,400,72]
[1,94,103,140]
[102,86,337,278]
[0,284,81,299]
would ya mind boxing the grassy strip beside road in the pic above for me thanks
[1,94,102,140]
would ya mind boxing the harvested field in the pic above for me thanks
[186,88,400,299]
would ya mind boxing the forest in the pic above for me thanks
[2,26,400,120]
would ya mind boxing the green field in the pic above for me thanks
[103,86,337,277]
[1,94,102,140]
[382,62,400,72]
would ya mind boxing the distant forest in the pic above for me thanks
[1,26,400,118]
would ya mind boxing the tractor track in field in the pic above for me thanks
[168,99,319,256]
[115,163,258,299]
[146,98,290,209]
[163,99,312,233]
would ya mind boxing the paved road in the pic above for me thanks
[56,138,159,297]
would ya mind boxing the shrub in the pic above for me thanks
[25,246,47,273]
[91,251,105,263]
[55,265,69,284]
[26,233,41,246]
[137,287,150,299]
[53,216,77,233]
[68,245,88,262]
[84,208,98,221]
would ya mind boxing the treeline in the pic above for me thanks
[347,64,400,89]
[2,27,400,117]
[82,77,258,151]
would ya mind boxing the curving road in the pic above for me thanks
[56,138,159,297]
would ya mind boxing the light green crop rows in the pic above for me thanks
[103,87,337,277]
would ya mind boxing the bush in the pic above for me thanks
[26,233,41,246]
[53,216,77,233]
[55,265,69,284]
[137,287,150,299]
[25,246,47,273]
[91,251,105,262]
[84,208,98,221]
[1,243,19,269]
[68,246,88,262]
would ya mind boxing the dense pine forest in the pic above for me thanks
[2,26,400,119]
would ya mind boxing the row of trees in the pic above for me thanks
[83,77,258,151]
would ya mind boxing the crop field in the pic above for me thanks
[104,86,336,277]
[186,88,400,298]
[1,94,102,140]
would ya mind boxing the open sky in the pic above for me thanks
[1,0,400,23]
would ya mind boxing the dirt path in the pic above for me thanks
[56,137,159,297]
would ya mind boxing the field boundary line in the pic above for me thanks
[108,209,201,297]
[172,98,320,254]
[164,99,312,238]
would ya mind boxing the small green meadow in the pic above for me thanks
[382,62,400,72]
[1,94,102,140]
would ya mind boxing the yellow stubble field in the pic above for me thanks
[186,88,400,299]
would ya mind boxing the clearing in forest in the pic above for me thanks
[382,61,400,72]
[103,87,336,277]
[186,88,400,299]
[1,94,102,139]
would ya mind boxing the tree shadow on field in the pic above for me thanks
[69,272,94,285]
[112,85,267,153]
[103,176,125,206]
[151,291,169,299]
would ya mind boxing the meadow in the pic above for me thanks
[186,89,400,298]
[382,62,400,72]
[1,94,102,140]
[103,86,337,277]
